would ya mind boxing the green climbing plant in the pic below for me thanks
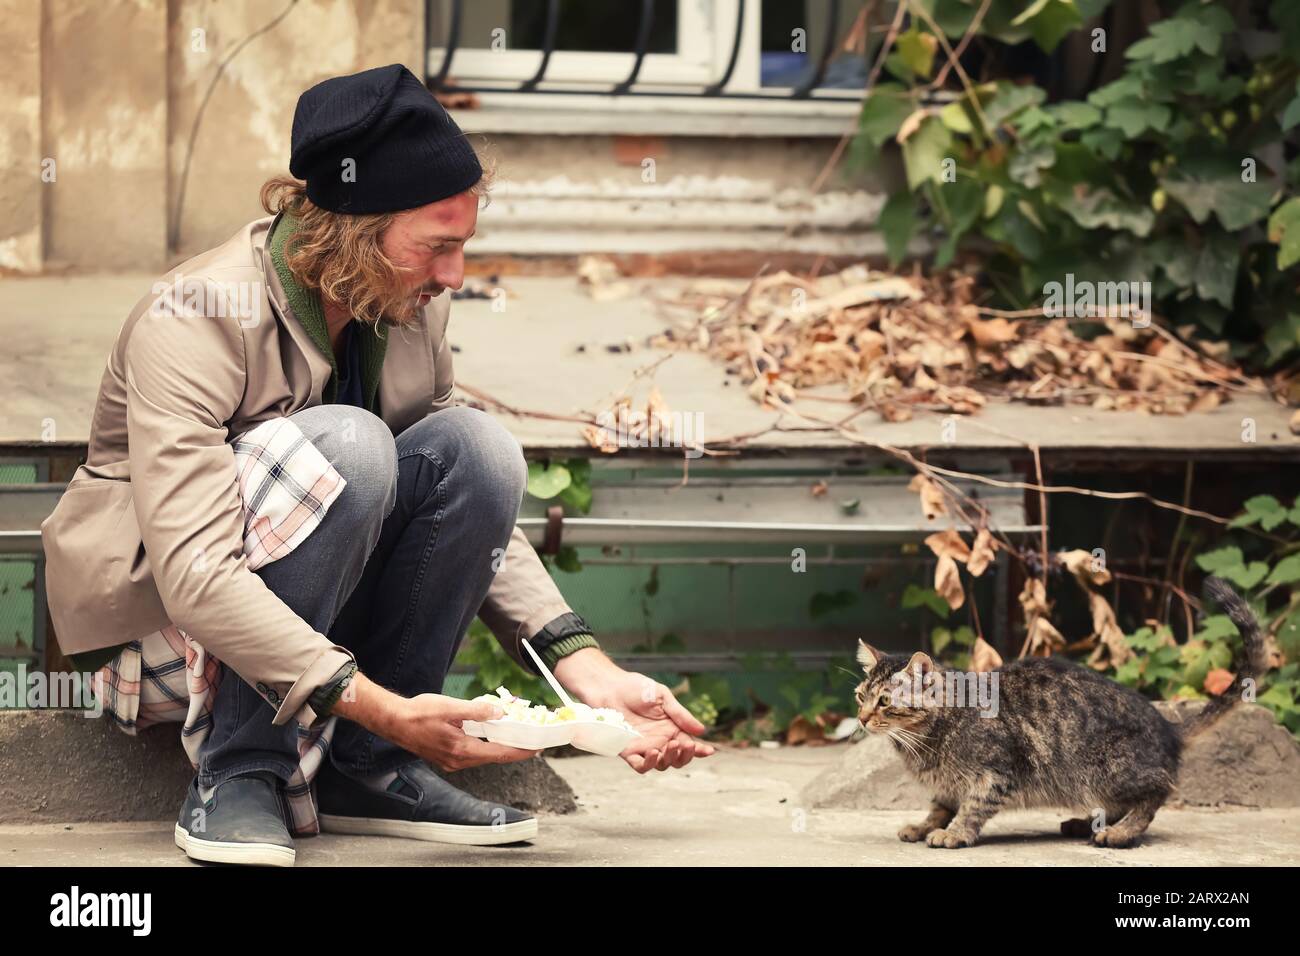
[850,0,1300,370]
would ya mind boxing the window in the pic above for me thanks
[427,0,872,102]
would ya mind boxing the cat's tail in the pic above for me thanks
[1175,577,1268,741]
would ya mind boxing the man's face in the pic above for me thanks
[380,190,478,311]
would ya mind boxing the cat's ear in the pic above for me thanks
[904,651,935,677]
[857,640,882,672]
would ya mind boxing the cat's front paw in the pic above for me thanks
[898,823,934,842]
[925,827,975,849]
[1091,827,1142,849]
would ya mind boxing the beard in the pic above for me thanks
[344,265,440,328]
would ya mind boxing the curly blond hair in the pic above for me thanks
[260,154,495,327]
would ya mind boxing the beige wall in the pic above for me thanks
[169,0,424,258]
[0,0,44,273]
[0,0,882,274]
[0,0,424,274]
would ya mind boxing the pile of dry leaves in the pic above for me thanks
[651,265,1248,419]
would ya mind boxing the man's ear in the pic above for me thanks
[857,640,882,672]
[903,651,935,677]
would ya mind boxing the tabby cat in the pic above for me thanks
[854,577,1265,849]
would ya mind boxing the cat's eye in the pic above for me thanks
[877,693,892,708]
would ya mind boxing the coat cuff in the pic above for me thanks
[270,646,356,729]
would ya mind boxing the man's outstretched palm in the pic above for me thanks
[598,672,715,773]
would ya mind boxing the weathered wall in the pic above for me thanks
[0,0,45,273]
[473,133,887,258]
[0,0,881,273]
[44,0,169,271]
[0,0,424,273]
[168,0,425,258]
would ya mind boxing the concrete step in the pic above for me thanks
[0,709,575,825]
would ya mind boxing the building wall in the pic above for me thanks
[0,0,44,273]
[0,0,885,275]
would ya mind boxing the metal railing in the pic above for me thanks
[428,0,853,101]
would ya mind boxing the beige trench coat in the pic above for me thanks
[41,215,573,729]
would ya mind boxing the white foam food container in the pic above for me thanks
[461,716,639,757]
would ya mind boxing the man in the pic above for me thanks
[41,63,712,867]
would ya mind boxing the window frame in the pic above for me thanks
[426,0,867,108]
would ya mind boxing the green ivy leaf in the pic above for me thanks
[939,100,974,134]
[1124,5,1234,62]
[1267,197,1300,270]
[1194,614,1240,641]
[1229,494,1288,530]
[1012,0,1084,53]
[1059,187,1155,237]
[878,191,919,267]
[1103,99,1172,137]
[982,82,1047,127]
[1048,101,1102,131]
[857,83,916,149]
[1262,313,1300,366]
[902,583,951,618]
[901,116,953,190]
[558,480,593,515]
[526,461,571,499]
[1194,232,1240,309]
[1079,125,1124,159]
[1008,143,1057,188]
[1195,545,1245,575]
[1224,562,1270,590]
[1281,93,1300,132]
[1161,158,1274,231]
[893,27,938,80]
[1267,553,1300,587]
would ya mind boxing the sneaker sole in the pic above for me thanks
[317,813,538,845]
[174,823,296,867]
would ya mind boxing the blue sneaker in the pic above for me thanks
[174,771,296,867]
[316,758,538,846]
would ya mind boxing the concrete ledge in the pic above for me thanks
[0,709,575,824]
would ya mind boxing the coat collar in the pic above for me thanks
[265,213,388,411]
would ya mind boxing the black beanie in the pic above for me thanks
[289,63,482,214]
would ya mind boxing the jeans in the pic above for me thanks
[194,404,527,789]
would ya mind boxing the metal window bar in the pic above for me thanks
[428,0,859,101]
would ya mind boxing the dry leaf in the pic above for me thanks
[1024,616,1066,657]
[1018,578,1064,657]
[1087,590,1131,668]
[934,555,965,611]
[896,108,932,144]
[966,528,997,577]
[582,423,619,454]
[811,480,829,497]
[1204,668,1235,696]
[924,530,971,563]
[651,266,1249,421]
[966,316,1019,348]
[908,474,948,521]
[1059,549,1112,587]
[971,636,1003,672]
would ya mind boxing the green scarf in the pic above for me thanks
[268,214,388,411]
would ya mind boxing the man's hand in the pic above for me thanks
[335,673,539,772]
[395,693,543,772]
[554,648,715,774]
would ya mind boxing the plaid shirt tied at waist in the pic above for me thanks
[92,416,347,836]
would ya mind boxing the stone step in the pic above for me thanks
[0,710,575,826]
